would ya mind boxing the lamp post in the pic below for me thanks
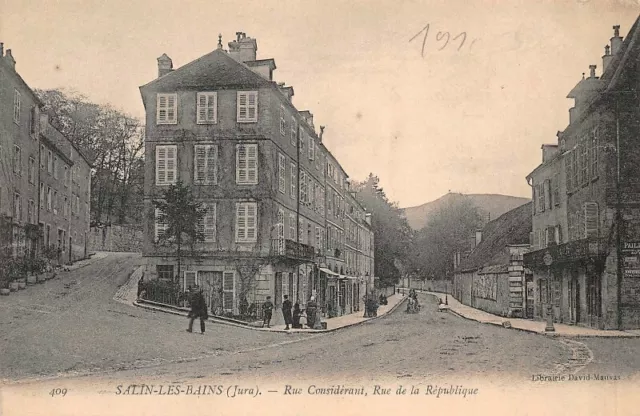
[543,252,555,332]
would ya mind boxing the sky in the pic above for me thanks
[1,0,638,208]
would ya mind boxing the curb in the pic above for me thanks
[420,292,640,339]
[133,296,408,334]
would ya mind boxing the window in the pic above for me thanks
[40,145,46,169]
[572,149,579,193]
[196,92,217,124]
[53,156,58,179]
[63,196,68,216]
[290,162,296,200]
[64,166,69,187]
[237,91,258,122]
[554,225,562,244]
[290,119,297,146]
[194,144,218,184]
[222,272,235,312]
[47,150,53,174]
[156,93,177,124]
[155,208,168,241]
[553,174,560,206]
[47,187,52,211]
[581,140,588,186]
[308,135,315,160]
[309,177,314,206]
[29,106,38,136]
[565,149,573,192]
[155,145,177,185]
[315,145,321,170]
[13,193,21,221]
[299,129,305,153]
[157,265,174,280]
[584,202,599,238]
[275,209,285,254]
[53,191,58,214]
[28,199,34,223]
[543,179,551,210]
[235,202,257,243]
[39,183,44,209]
[537,183,545,212]
[289,212,296,240]
[28,157,35,184]
[198,203,217,242]
[280,106,286,135]
[278,153,286,193]
[75,195,80,215]
[13,145,21,175]
[590,130,598,179]
[299,170,307,203]
[298,218,304,244]
[316,226,321,250]
[236,144,258,185]
[13,89,20,124]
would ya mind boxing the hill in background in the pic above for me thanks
[402,193,531,231]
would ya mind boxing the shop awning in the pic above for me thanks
[319,267,339,276]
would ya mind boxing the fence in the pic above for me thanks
[140,280,187,307]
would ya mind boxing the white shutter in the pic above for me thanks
[289,212,296,240]
[246,202,257,241]
[584,202,599,238]
[290,162,296,199]
[197,93,207,123]
[223,272,235,312]
[277,209,285,254]
[247,144,257,184]
[236,203,247,241]
[194,145,206,182]
[201,203,216,242]
[206,145,217,184]
[247,92,257,121]
[236,145,247,184]
[278,153,286,193]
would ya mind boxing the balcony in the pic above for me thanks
[523,238,608,270]
[271,238,316,262]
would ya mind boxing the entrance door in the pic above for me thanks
[275,272,283,308]
[198,271,223,315]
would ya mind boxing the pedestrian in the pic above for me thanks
[292,302,302,329]
[282,294,293,330]
[187,286,208,334]
[306,296,317,328]
[137,275,145,298]
[262,296,274,328]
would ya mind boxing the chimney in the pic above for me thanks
[228,32,257,63]
[0,43,4,57]
[4,48,16,70]
[157,53,173,78]
[602,45,613,73]
[589,64,597,79]
[475,230,483,247]
[611,25,623,55]
[300,110,314,129]
[319,126,325,143]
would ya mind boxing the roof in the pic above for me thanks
[457,201,532,272]
[139,48,273,93]
[0,56,43,107]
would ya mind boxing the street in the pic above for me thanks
[3,253,638,384]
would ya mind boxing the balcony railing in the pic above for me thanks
[271,238,316,261]
[523,237,608,270]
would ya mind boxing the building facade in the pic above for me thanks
[0,43,91,262]
[524,20,640,330]
[140,33,374,320]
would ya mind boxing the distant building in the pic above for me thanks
[0,43,91,262]
[453,202,532,318]
[139,33,374,319]
[524,19,640,330]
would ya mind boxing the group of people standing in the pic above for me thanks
[262,295,323,330]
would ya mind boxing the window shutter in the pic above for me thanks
[156,146,166,184]
[167,94,176,122]
[206,145,217,184]
[194,145,206,182]
[236,145,247,183]
[237,93,247,120]
[155,208,167,241]
[532,185,537,215]
[308,136,314,160]
[278,153,286,193]
[290,119,297,146]
[197,93,207,123]
[166,146,176,183]
[236,203,246,241]
[566,150,573,192]
[222,272,235,312]
[246,202,257,241]
[544,179,551,210]
[237,92,257,122]
[290,162,296,199]
[247,144,257,184]
[584,202,599,238]
[203,203,216,242]
[247,92,257,121]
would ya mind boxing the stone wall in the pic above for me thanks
[88,225,143,253]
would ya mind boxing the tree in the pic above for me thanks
[409,194,482,280]
[35,89,145,225]
[354,173,413,288]
[152,181,207,280]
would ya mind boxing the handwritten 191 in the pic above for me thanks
[409,24,478,56]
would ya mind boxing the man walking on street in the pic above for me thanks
[262,296,274,328]
[187,286,208,334]
[282,295,292,330]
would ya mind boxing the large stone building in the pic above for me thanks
[524,19,640,330]
[0,43,91,262]
[140,33,374,319]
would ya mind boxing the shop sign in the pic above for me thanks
[623,241,640,278]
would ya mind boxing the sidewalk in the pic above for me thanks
[126,273,407,334]
[421,290,639,338]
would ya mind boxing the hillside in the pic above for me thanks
[402,193,531,231]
